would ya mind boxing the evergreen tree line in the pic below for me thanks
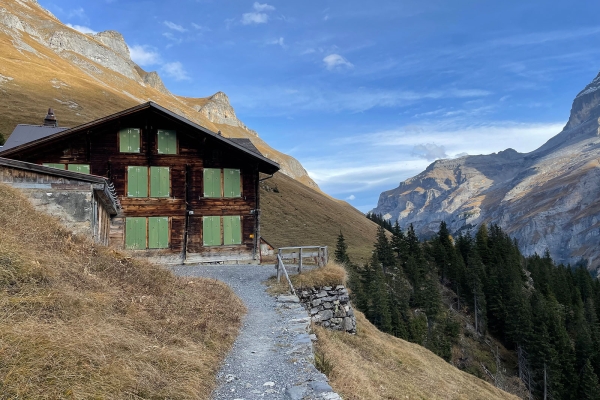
[336,221,600,399]
[365,212,393,232]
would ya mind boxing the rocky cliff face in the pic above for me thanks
[372,71,600,272]
[0,0,318,189]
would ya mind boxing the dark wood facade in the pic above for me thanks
[0,103,279,264]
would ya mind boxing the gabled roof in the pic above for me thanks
[2,125,68,150]
[0,102,280,173]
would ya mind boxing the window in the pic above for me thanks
[203,168,242,198]
[203,216,242,246]
[43,163,65,169]
[148,217,169,248]
[67,164,90,174]
[125,217,146,249]
[150,167,170,197]
[127,166,148,197]
[157,130,177,154]
[119,128,140,153]
[224,169,241,198]
[125,217,169,249]
[203,168,221,198]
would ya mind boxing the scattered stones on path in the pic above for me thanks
[171,265,342,400]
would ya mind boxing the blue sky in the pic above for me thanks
[41,0,600,211]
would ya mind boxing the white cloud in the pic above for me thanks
[412,143,448,161]
[129,45,161,67]
[66,23,96,34]
[68,7,86,19]
[253,2,275,11]
[161,62,191,81]
[346,194,356,200]
[267,37,285,48]
[323,54,354,71]
[192,23,210,31]
[242,12,269,25]
[164,21,187,32]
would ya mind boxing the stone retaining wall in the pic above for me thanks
[297,285,357,334]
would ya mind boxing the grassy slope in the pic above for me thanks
[0,183,244,398]
[260,173,381,264]
[315,312,519,400]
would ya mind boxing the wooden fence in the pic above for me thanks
[276,245,328,283]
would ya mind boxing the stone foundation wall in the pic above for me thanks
[298,285,357,334]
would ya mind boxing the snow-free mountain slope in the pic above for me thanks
[0,0,317,189]
[372,69,600,271]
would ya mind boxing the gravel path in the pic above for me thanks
[171,265,341,400]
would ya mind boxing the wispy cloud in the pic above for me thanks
[267,37,286,48]
[192,23,210,31]
[242,12,269,25]
[253,2,275,12]
[164,21,187,32]
[491,26,600,47]
[161,61,191,81]
[66,23,96,34]
[412,143,447,161]
[233,85,492,114]
[129,45,161,67]
[242,2,275,25]
[323,54,353,71]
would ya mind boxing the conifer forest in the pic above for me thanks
[338,219,600,399]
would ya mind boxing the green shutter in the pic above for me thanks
[120,128,140,153]
[203,168,221,198]
[125,217,146,249]
[223,216,242,245]
[223,169,241,198]
[150,167,170,197]
[43,163,65,169]
[127,166,148,197]
[67,164,90,174]
[149,217,169,248]
[157,130,177,154]
[203,216,221,246]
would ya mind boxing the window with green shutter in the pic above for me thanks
[119,128,141,153]
[223,168,241,198]
[203,216,222,246]
[125,217,146,249]
[148,217,169,248]
[150,167,170,197]
[203,168,221,198]
[42,163,65,169]
[157,130,177,154]
[127,166,148,197]
[67,164,90,174]
[223,216,242,245]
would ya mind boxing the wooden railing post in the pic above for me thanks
[277,248,282,282]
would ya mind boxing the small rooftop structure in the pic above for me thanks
[3,107,67,151]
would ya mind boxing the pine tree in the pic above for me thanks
[374,225,396,273]
[578,359,600,400]
[391,221,406,261]
[334,231,351,265]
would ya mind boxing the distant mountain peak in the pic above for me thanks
[371,69,600,271]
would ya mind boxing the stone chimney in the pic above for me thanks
[43,108,57,127]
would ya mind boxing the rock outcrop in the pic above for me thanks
[372,70,600,272]
[195,92,258,136]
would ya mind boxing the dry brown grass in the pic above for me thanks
[315,312,519,400]
[290,262,347,289]
[261,173,381,264]
[0,183,245,399]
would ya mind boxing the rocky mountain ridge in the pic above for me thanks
[0,0,317,188]
[372,70,600,272]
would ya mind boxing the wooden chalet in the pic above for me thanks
[0,103,280,264]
